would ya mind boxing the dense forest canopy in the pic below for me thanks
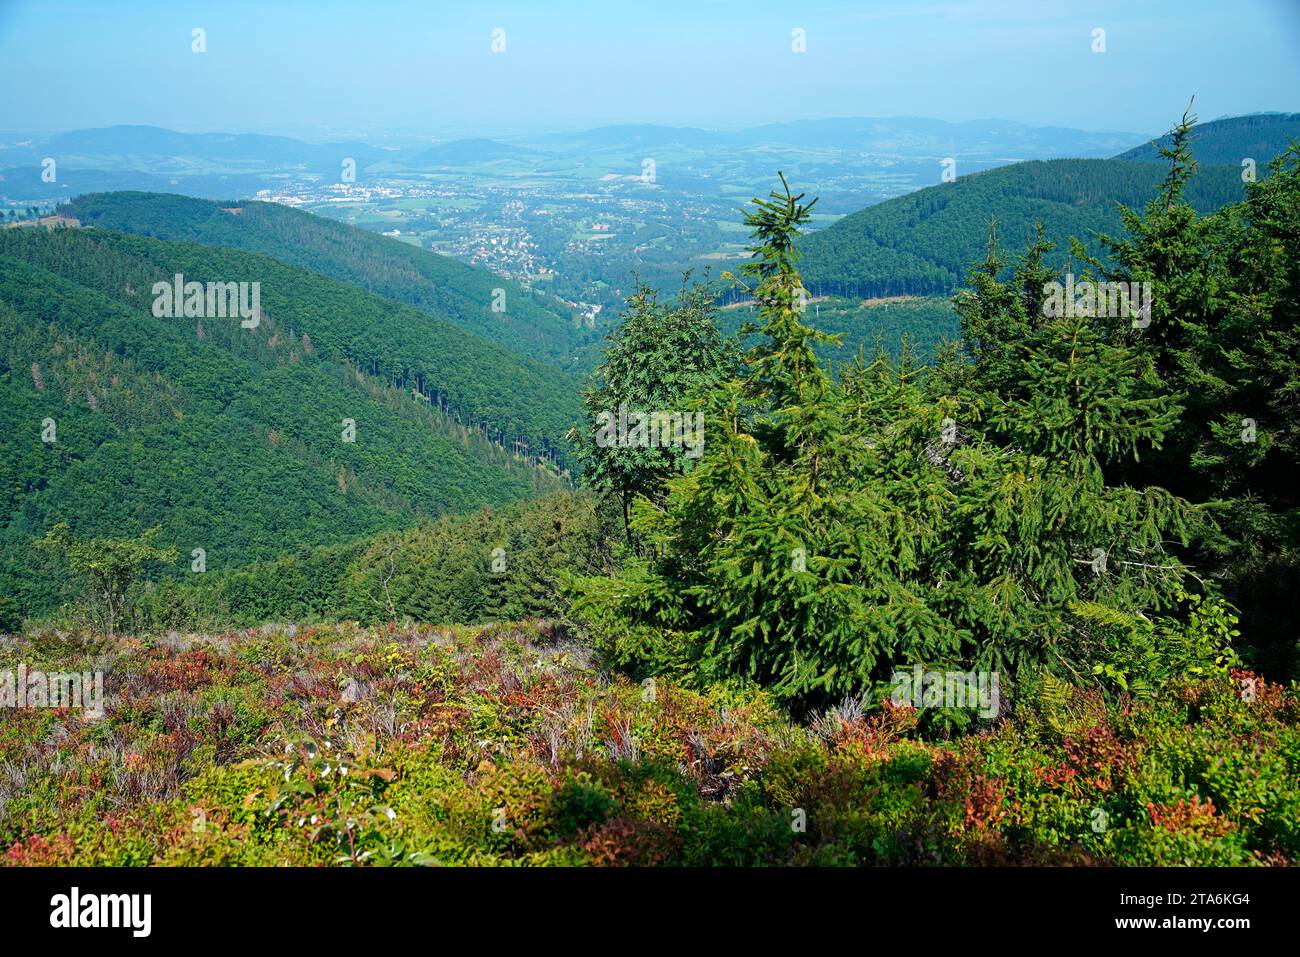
[798,158,1252,298]
[1113,111,1300,164]
[67,191,597,369]
[0,223,575,621]
[571,121,1300,711]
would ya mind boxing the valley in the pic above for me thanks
[4,110,1299,626]
[2,115,1160,318]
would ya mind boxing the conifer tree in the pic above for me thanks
[1093,108,1300,678]
[572,175,1209,712]
[568,275,732,538]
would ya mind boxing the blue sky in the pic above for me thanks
[1,0,1297,138]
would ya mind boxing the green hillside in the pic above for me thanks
[1114,112,1300,164]
[135,490,616,631]
[798,158,1248,297]
[66,191,595,368]
[719,295,961,363]
[0,225,572,618]
[0,225,580,452]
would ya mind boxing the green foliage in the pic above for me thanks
[569,275,733,534]
[932,107,1300,685]
[35,522,178,634]
[1086,587,1241,698]
[799,158,1250,299]
[571,174,1209,711]
[717,294,962,368]
[134,491,618,631]
[2,622,1296,867]
[0,595,22,633]
[253,738,436,866]
[67,191,592,368]
[0,222,573,619]
[0,224,581,456]
[1005,106,1300,681]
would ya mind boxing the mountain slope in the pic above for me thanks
[7,124,385,169]
[0,224,580,450]
[0,227,570,616]
[519,117,1146,158]
[66,192,591,367]
[798,158,1248,297]
[726,116,1146,157]
[1114,113,1300,165]
[407,138,541,166]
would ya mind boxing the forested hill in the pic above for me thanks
[66,192,594,369]
[1114,112,1300,164]
[0,224,575,616]
[0,225,580,454]
[797,158,1247,298]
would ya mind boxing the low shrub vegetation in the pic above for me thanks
[1,621,1295,867]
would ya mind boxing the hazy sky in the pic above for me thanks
[1,0,1297,138]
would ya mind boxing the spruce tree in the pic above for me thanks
[568,276,732,538]
[572,175,1208,712]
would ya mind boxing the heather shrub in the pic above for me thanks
[1,623,1295,867]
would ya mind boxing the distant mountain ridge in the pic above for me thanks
[2,115,1154,176]
[0,125,389,203]
[15,124,385,167]
[798,158,1249,298]
[10,114,1292,185]
[1113,112,1300,165]
[513,116,1148,158]
[720,116,1148,157]
[406,138,542,167]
